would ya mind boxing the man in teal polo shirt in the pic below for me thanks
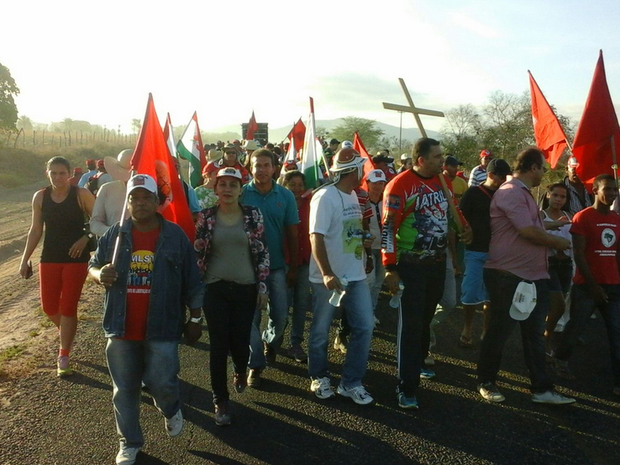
[242,149,299,387]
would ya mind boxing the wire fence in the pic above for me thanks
[5,128,138,149]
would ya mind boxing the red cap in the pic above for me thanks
[480,149,493,158]
[96,159,105,168]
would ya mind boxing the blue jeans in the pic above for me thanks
[105,338,180,448]
[287,263,311,347]
[308,279,374,388]
[397,259,446,396]
[249,268,288,368]
[477,269,553,393]
[555,284,620,387]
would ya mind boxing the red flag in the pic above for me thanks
[130,94,195,241]
[246,111,258,140]
[572,50,620,187]
[287,118,306,153]
[528,71,568,169]
[353,131,376,192]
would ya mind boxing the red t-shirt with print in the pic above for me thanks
[571,207,620,285]
[122,227,160,340]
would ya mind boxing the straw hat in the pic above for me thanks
[104,149,133,182]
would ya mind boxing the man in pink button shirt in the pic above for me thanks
[476,147,576,405]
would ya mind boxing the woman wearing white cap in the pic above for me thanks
[194,167,270,426]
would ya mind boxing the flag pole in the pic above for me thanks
[111,169,136,266]
[611,134,618,187]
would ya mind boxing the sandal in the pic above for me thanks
[459,335,474,348]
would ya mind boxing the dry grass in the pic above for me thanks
[0,142,130,189]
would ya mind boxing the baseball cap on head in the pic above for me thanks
[329,138,340,145]
[216,167,242,180]
[400,153,411,161]
[372,154,394,164]
[126,174,157,197]
[367,169,387,183]
[487,158,512,177]
[341,140,353,149]
[444,155,463,166]
[480,149,493,158]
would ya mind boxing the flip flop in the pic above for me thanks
[459,335,474,348]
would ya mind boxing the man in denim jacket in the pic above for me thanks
[89,174,202,465]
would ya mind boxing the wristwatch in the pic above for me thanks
[85,232,94,239]
[189,316,203,324]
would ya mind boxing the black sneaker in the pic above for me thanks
[287,345,307,363]
[215,401,231,426]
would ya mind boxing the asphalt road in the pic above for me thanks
[1,293,619,465]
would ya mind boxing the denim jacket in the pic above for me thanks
[89,214,202,340]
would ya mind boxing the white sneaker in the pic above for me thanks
[310,377,335,399]
[531,390,576,405]
[478,382,505,403]
[337,384,374,405]
[165,409,184,437]
[116,445,140,465]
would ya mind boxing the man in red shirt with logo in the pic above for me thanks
[553,173,620,397]
[89,174,203,465]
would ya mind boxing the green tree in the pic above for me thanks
[0,62,20,133]
[62,118,74,132]
[330,116,384,150]
[479,91,535,160]
[131,118,142,134]
[440,104,484,167]
[17,115,33,131]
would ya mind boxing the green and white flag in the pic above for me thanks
[177,112,206,187]
[299,97,326,188]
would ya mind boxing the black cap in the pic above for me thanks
[372,154,394,164]
[444,155,463,166]
[329,138,340,145]
[487,158,512,176]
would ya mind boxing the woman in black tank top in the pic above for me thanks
[19,156,95,377]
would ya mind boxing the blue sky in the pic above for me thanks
[1,0,619,135]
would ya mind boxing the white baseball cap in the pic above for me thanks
[367,169,387,183]
[126,174,157,197]
[216,167,242,180]
[509,281,537,321]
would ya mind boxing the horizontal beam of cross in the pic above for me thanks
[381,102,445,117]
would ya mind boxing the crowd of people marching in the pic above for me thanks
[19,137,620,465]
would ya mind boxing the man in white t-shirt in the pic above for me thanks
[308,147,375,405]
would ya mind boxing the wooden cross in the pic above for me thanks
[383,79,465,233]
[382,78,445,138]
